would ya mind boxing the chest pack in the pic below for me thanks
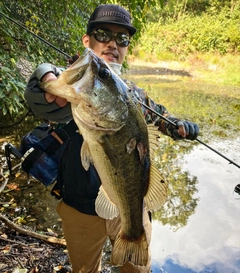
[5,121,74,186]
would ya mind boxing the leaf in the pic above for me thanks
[0,263,8,270]
[53,265,63,271]
[16,216,26,224]
[15,172,22,178]
[47,228,54,233]
[31,15,40,22]
[0,233,8,239]
[1,66,11,72]
[10,58,16,66]
[6,183,20,190]
[12,268,28,273]
[2,245,10,254]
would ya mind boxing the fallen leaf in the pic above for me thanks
[12,268,28,273]
[0,263,7,270]
[1,233,8,239]
[53,265,63,271]
[6,183,20,190]
[15,172,21,178]
[2,245,11,254]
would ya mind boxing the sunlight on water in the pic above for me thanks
[151,137,240,273]
[1,129,240,272]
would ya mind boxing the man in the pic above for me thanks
[24,4,199,273]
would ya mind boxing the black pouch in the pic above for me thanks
[5,121,74,186]
[20,123,70,186]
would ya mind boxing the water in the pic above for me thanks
[151,138,240,273]
[1,128,240,272]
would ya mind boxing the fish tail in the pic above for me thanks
[111,231,149,266]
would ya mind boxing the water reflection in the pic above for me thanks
[1,127,240,272]
[151,137,240,273]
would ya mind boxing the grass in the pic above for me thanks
[123,53,240,142]
[127,52,240,86]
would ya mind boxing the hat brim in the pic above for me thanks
[88,21,137,36]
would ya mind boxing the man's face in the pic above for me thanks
[82,24,130,65]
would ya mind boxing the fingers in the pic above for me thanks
[45,91,68,106]
[41,72,68,107]
[45,93,57,103]
[177,124,187,138]
[41,72,57,82]
[184,121,199,140]
[173,121,199,140]
[42,72,58,103]
[55,97,68,107]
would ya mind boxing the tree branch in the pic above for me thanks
[0,213,66,245]
[0,169,66,246]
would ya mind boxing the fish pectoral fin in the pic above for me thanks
[80,140,93,170]
[126,138,148,164]
[137,140,148,164]
[144,165,168,211]
[126,137,137,154]
[111,231,148,266]
[95,186,119,220]
[98,135,119,169]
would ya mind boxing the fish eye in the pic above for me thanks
[98,68,111,79]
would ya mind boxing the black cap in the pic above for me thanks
[87,4,137,36]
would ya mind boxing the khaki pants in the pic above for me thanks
[57,200,152,273]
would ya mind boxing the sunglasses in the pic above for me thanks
[90,29,131,47]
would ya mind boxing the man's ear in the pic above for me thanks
[82,34,90,47]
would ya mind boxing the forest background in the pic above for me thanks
[0,0,240,126]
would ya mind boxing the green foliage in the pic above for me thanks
[0,0,239,123]
[148,0,239,20]
[0,65,25,115]
[134,6,240,61]
[0,47,29,123]
[0,0,163,123]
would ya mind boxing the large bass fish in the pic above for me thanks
[41,48,168,266]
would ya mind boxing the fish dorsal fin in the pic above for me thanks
[80,140,92,171]
[144,165,168,211]
[95,186,119,219]
[147,123,161,160]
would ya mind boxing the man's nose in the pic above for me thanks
[107,38,117,48]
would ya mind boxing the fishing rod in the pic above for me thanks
[0,11,71,59]
[2,10,239,171]
[137,99,240,169]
